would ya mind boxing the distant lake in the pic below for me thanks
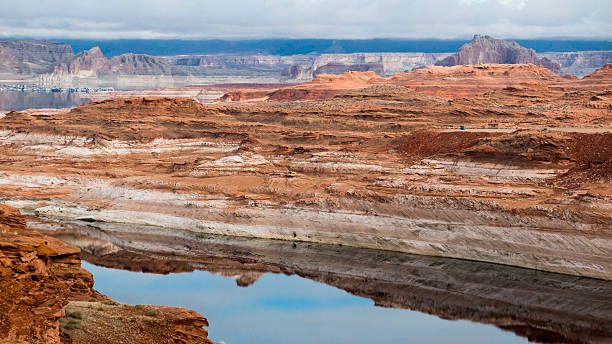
[0,90,91,111]
[84,262,527,344]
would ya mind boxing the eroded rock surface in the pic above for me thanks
[0,204,215,344]
[436,35,562,74]
[0,64,610,281]
[0,204,95,343]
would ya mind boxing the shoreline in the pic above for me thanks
[5,197,611,280]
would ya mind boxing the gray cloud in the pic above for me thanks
[0,0,610,39]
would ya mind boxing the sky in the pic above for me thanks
[0,0,610,40]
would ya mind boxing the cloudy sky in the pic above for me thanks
[0,0,610,39]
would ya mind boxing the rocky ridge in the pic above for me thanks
[1,38,610,87]
[28,218,612,344]
[436,35,562,74]
[37,47,174,88]
[0,64,610,280]
[220,63,612,100]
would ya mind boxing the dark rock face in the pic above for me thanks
[436,35,562,74]
[0,39,74,75]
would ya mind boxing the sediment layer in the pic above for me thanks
[0,65,611,280]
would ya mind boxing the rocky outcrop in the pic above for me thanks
[0,39,73,77]
[0,204,95,343]
[0,204,215,343]
[436,35,562,74]
[222,64,608,100]
[38,47,173,88]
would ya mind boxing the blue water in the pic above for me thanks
[84,262,527,344]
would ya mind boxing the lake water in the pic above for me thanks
[83,262,527,344]
[0,90,91,111]
[27,217,609,344]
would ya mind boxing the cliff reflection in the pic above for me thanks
[30,217,612,344]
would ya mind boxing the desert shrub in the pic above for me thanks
[64,319,82,330]
[68,311,83,319]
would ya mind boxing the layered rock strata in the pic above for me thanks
[0,40,73,78]
[0,65,610,281]
[539,51,612,78]
[1,38,610,87]
[0,204,215,343]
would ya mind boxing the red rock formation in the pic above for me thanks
[0,205,215,344]
[0,204,94,344]
[220,63,609,100]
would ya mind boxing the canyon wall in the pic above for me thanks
[540,50,612,77]
[0,65,610,281]
[1,38,610,88]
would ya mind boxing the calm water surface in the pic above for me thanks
[0,90,91,111]
[83,262,526,344]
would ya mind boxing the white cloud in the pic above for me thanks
[0,0,610,39]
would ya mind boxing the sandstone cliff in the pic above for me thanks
[436,35,562,74]
[0,40,73,78]
[0,204,215,343]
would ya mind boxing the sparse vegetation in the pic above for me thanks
[102,300,119,306]
[62,318,82,331]
[146,310,158,317]
[68,311,83,319]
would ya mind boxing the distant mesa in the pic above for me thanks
[436,35,562,74]
[1,36,610,88]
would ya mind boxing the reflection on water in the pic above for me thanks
[0,91,91,111]
[83,262,526,344]
[29,217,612,344]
